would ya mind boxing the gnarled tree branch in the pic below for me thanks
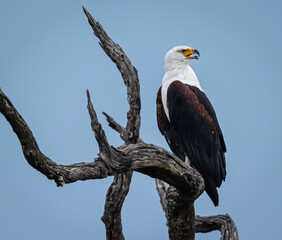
[166,186,196,240]
[0,89,205,193]
[0,7,238,240]
[155,179,167,215]
[103,112,128,142]
[196,214,239,240]
[155,177,238,239]
[101,171,133,240]
[0,86,206,239]
[82,7,141,239]
[83,6,140,145]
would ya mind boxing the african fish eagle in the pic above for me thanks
[156,46,226,206]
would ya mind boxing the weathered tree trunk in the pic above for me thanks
[166,187,195,239]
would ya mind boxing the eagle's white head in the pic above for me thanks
[165,46,200,71]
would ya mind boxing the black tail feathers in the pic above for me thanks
[204,177,219,206]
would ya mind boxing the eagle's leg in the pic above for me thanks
[185,155,191,166]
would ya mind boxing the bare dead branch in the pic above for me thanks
[166,192,239,240]
[156,179,195,239]
[87,90,112,157]
[0,89,204,195]
[166,186,196,240]
[0,7,238,240]
[83,6,141,144]
[195,214,239,240]
[103,112,128,141]
[102,172,133,240]
[0,86,204,240]
[82,7,142,239]
[155,177,239,239]
[103,111,144,144]
[0,89,65,186]
[155,179,167,215]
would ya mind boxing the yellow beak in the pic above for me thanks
[182,49,200,59]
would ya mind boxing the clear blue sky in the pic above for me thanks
[1,0,281,239]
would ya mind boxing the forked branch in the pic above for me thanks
[83,6,141,145]
[0,7,238,240]
[156,179,239,240]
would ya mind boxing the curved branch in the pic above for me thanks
[101,172,133,240]
[155,179,167,215]
[82,8,141,239]
[0,89,64,186]
[0,86,205,240]
[83,6,141,144]
[1,7,238,240]
[155,177,239,240]
[195,214,239,240]
[0,89,204,197]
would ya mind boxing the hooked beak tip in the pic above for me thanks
[194,49,200,57]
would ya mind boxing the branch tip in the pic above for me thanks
[82,8,141,144]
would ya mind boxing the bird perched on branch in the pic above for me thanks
[156,46,226,206]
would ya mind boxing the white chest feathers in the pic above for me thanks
[161,65,203,121]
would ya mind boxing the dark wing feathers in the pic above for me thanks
[190,86,227,183]
[164,81,226,206]
[156,87,170,134]
[157,87,186,160]
[190,85,227,153]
